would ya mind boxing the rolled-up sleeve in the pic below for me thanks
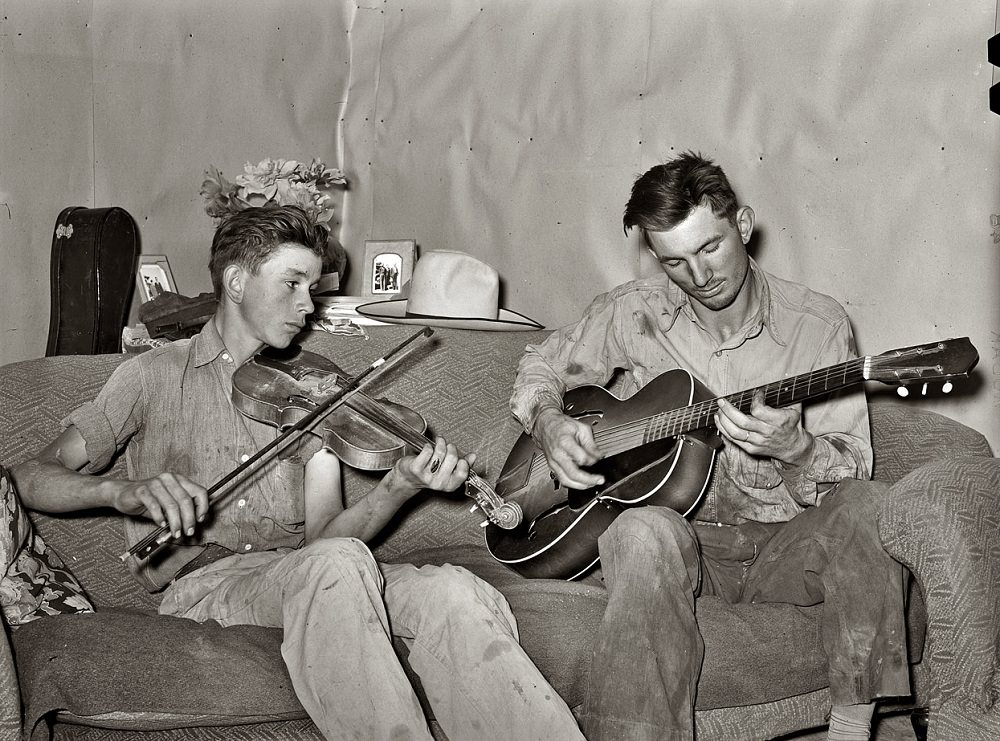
[62,359,146,474]
[773,318,873,506]
[510,291,629,434]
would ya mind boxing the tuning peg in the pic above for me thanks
[469,504,479,513]
[479,520,488,528]
[942,381,953,394]
[896,386,909,398]
[921,383,928,396]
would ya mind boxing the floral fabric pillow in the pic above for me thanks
[0,466,93,626]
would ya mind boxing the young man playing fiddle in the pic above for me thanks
[12,205,585,741]
[509,152,909,741]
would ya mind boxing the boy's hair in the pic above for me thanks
[209,205,328,298]
[623,151,739,240]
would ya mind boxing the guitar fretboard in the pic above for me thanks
[593,357,868,456]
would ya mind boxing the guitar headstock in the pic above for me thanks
[867,337,979,397]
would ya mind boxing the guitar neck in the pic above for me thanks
[594,356,868,455]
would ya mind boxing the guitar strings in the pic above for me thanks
[519,348,930,484]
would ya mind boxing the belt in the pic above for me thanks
[173,543,235,580]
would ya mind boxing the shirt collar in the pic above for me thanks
[662,258,786,347]
[190,316,229,368]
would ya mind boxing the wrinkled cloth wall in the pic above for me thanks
[1,1,93,364]
[342,0,1000,452]
[1,0,997,450]
[0,0,352,358]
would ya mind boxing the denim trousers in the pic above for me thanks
[159,537,585,741]
[579,480,910,741]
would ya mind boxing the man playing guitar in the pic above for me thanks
[509,152,909,741]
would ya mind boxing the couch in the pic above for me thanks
[0,325,997,741]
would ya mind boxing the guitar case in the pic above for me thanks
[45,206,140,356]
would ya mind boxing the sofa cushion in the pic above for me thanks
[10,544,928,737]
[11,610,307,740]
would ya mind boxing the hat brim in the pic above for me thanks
[356,299,544,332]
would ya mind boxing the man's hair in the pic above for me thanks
[622,151,739,239]
[209,205,328,299]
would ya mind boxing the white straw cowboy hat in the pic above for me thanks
[356,250,544,331]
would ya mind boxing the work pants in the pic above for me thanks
[159,537,585,741]
[579,480,910,741]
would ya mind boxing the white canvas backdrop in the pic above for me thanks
[341,0,1000,451]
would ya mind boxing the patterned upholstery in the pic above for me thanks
[868,401,994,482]
[0,326,996,740]
[877,456,1000,739]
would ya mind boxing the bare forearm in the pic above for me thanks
[306,440,469,544]
[13,425,208,535]
[308,468,419,544]
[11,458,121,513]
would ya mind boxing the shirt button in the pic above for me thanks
[240,454,250,463]
[222,353,231,362]
[715,351,722,357]
[244,544,253,551]
[237,498,247,508]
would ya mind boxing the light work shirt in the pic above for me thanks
[64,318,320,591]
[509,260,872,525]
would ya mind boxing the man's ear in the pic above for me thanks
[736,206,755,245]
[221,264,245,305]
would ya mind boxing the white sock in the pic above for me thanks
[828,703,874,741]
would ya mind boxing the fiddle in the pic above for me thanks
[231,345,522,530]
[233,347,429,471]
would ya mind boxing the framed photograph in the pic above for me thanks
[136,255,177,303]
[362,240,416,297]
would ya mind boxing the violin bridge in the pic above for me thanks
[316,371,342,394]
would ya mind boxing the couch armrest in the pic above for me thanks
[0,625,21,741]
[869,400,993,483]
[876,456,1000,738]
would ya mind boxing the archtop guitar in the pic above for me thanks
[485,338,979,580]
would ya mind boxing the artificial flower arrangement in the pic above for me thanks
[200,157,349,279]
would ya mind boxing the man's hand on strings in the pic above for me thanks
[715,391,814,466]
[533,408,605,489]
[393,437,474,495]
[111,473,209,540]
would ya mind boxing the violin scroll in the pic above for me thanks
[467,475,523,529]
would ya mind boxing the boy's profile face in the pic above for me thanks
[236,242,322,350]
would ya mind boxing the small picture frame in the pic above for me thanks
[136,255,177,304]
[362,240,416,297]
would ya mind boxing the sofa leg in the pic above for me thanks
[909,707,929,741]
